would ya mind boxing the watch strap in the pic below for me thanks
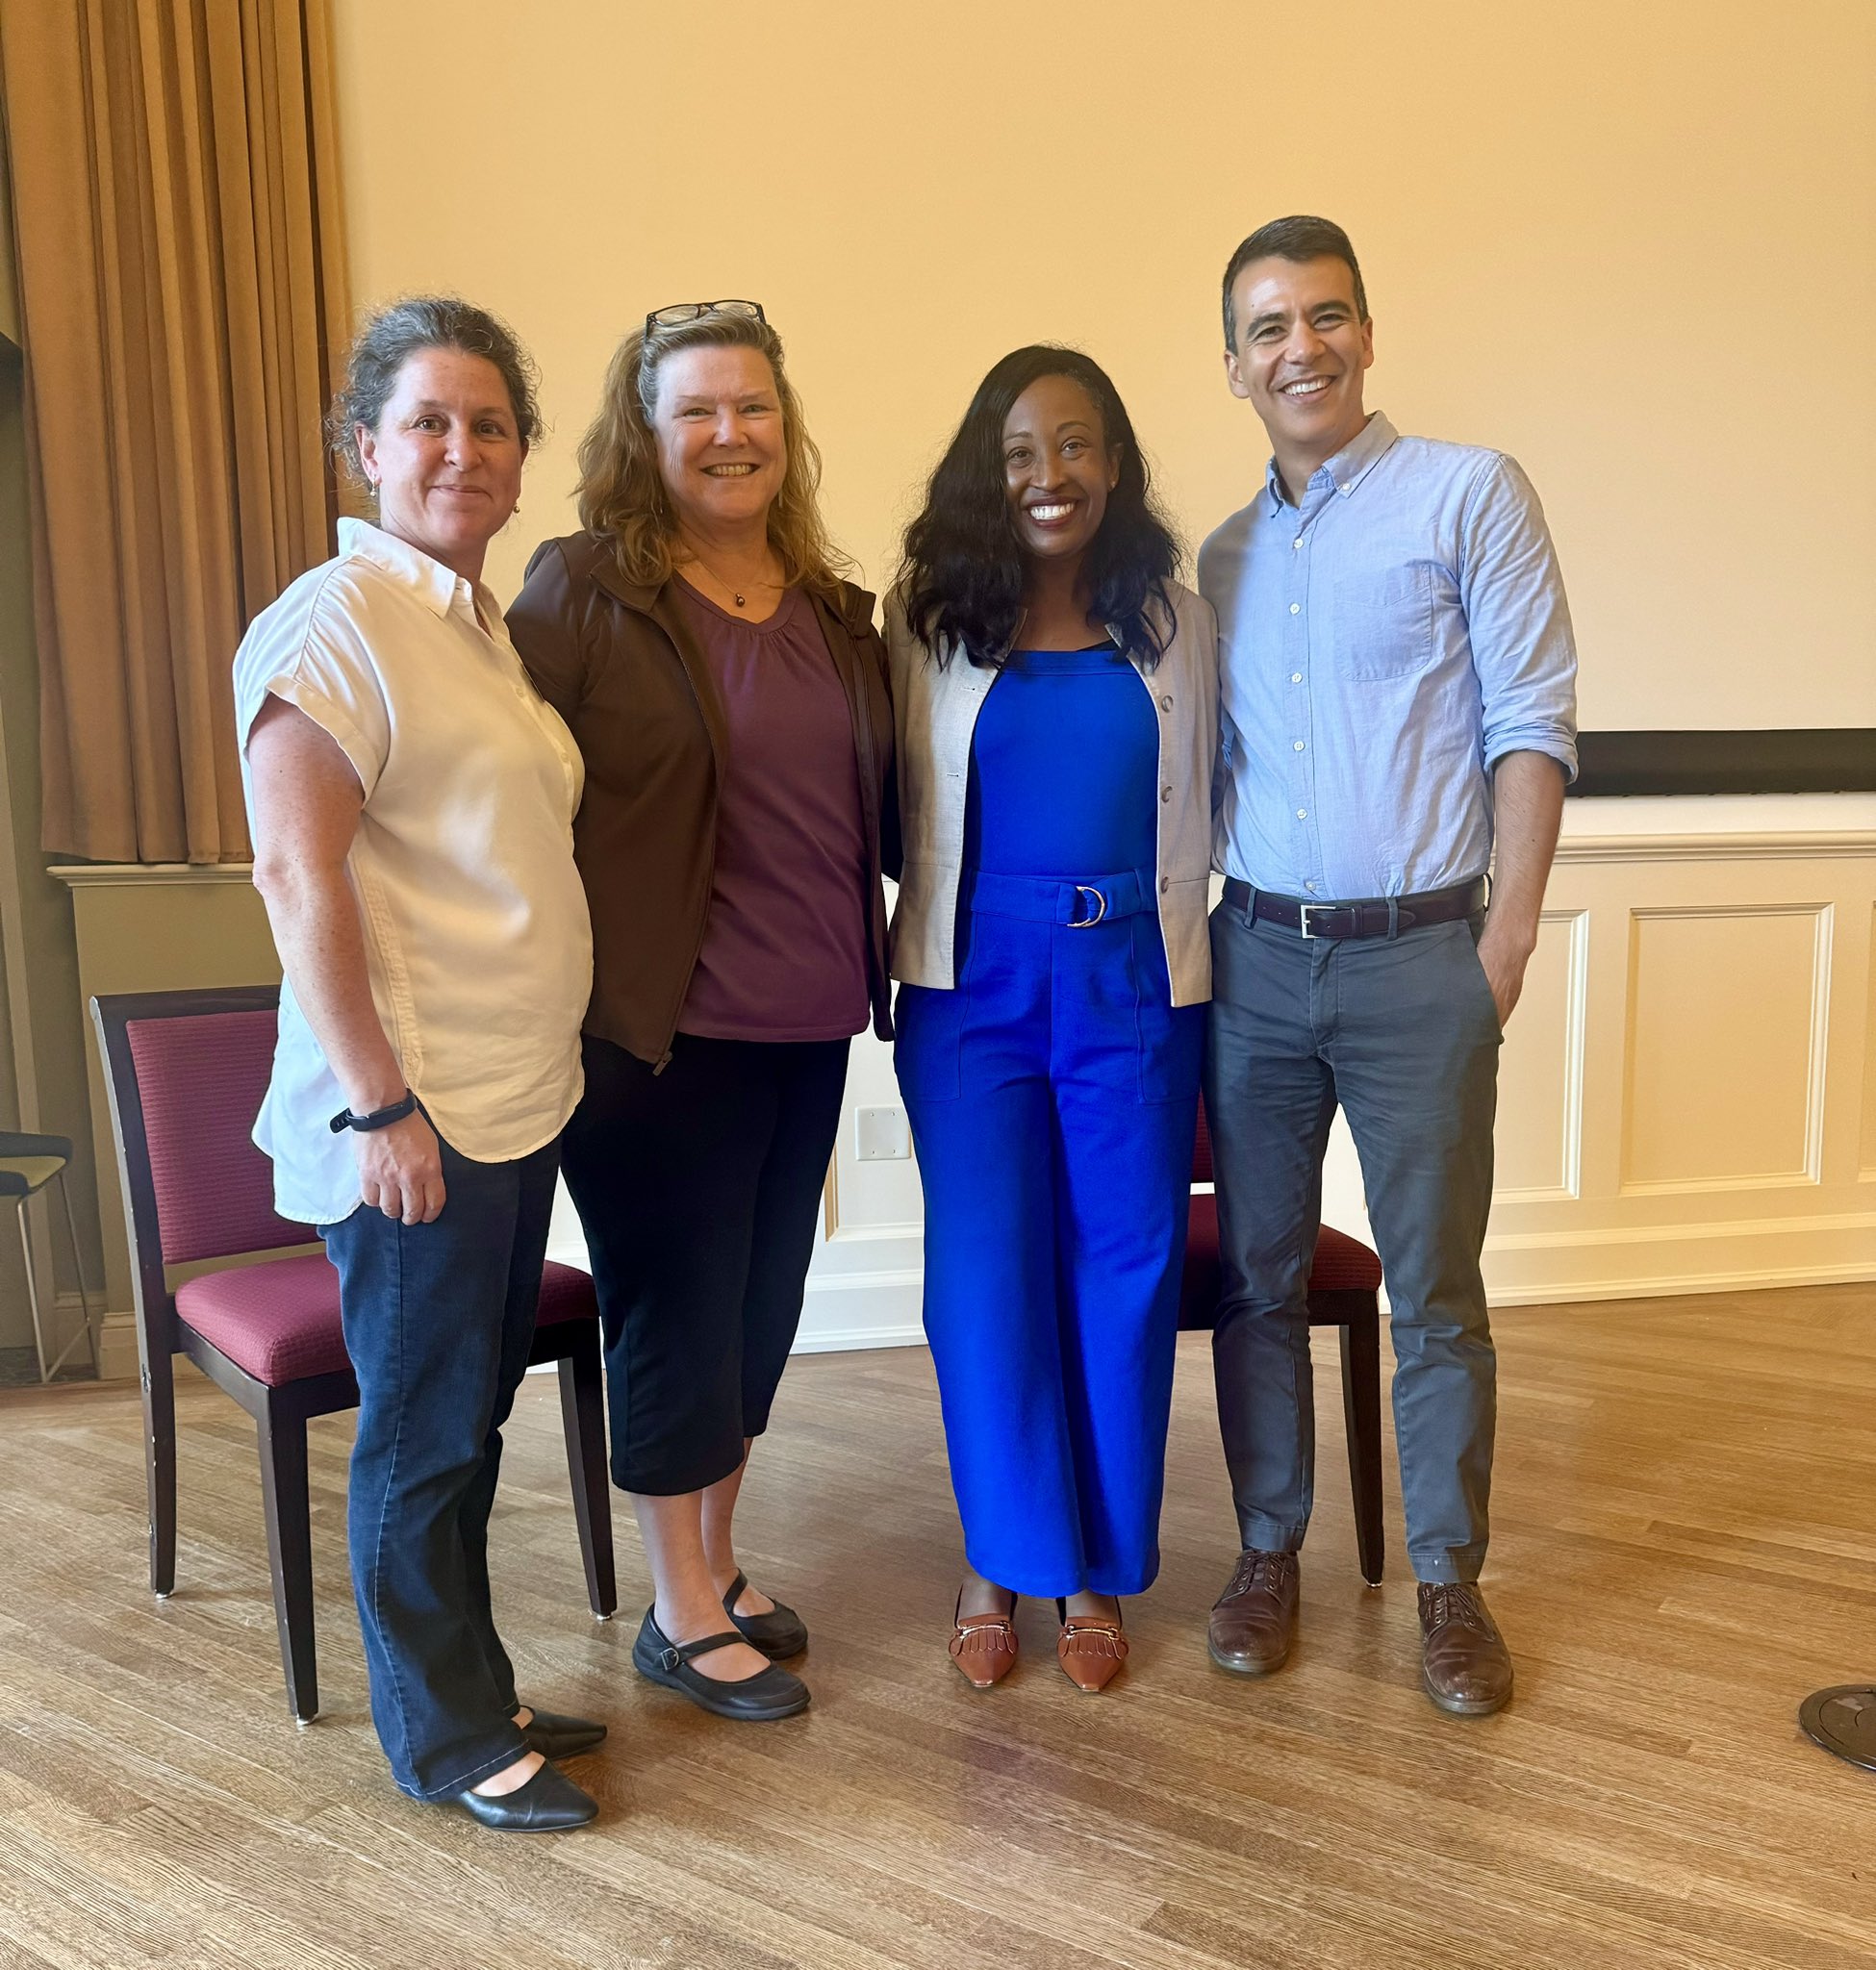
[329,1090,418,1134]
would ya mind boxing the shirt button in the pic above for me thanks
[1290,671,1303,684]
[1292,536,1304,550]
[1306,880,1319,892]
[1289,603,1301,615]
[1293,740,1306,752]
[1297,808,1307,820]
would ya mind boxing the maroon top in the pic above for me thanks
[673,579,871,1042]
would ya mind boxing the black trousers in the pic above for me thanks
[562,1032,850,1496]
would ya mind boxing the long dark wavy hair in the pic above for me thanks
[899,345,1182,669]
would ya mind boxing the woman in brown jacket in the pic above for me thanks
[506,301,895,1723]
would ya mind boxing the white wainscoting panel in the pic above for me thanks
[1484,826,1875,1304]
[1620,903,1831,1195]
[1495,908,1588,1201]
[805,821,1876,1340]
[544,813,1876,1351]
[1863,902,1876,1181]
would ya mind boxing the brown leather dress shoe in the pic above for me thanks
[1417,1581,1514,1716]
[1056,1605,1128,1693]
[1207,1549,1300,1675]
[949,1593,1019,1689]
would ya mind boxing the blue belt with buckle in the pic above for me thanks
[965,868,1153,927]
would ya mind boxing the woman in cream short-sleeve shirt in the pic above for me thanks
[234,298,599,1832]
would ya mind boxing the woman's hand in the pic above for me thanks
[354,1109,446,1225]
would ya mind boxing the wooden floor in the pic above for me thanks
[1,1284,1873,1970]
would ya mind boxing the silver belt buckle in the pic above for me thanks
[1069,884,1108,927]
[1298,902,1332,939]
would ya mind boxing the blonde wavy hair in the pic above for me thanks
[576,310,852,596]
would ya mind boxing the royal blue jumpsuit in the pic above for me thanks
[895,645,1205,1598]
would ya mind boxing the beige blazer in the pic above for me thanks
[885,580,1218,1006]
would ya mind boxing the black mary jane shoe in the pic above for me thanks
[518,1707,608,1759]
[722,1569,809,1660]
[632,1608,812,1721]
[448,1759,597,1831]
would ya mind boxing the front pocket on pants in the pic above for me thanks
[893,981,964,1101]
[1133,916,1206,1102]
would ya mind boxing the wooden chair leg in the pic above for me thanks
[558,1325,616,1620]
[1339,1301,1385,1586]
[257,1395,318,1722]
[141,1344,178,1598]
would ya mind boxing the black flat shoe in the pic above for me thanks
[518,1707,608,1759]
[722,1569,809,1660]
[631,1608,811,1721]
[448,1760,597,1831]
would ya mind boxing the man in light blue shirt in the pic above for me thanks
[1198,215,1577,1717]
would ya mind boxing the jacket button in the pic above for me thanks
[1159,695,1173,712]
[1160,877,1171,893]
[1160,786,1172,802]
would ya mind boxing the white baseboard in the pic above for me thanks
[797,1267,926,1353]
[1483,1209,1876,1306]
[95,1311,137,1383]
[1487,1258,1876,1307]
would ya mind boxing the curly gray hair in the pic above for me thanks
[326,295,542,487]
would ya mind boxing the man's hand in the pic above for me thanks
[354,1109,446,1225]
[1474,917,1534,1031]
[1475,750,1567,1033]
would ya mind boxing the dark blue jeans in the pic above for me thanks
[1205,901,1501,1583]
[320,1133,558,1798]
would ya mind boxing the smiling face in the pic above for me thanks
[354,347,524,584]
[649,343,786,541]
[1225,254,1374,488]
[1001,372,1121,573]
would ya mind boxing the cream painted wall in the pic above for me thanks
[329,0,1874,732]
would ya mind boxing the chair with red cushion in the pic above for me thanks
[1180,1099,1385,1585]
[89,985,615,1722]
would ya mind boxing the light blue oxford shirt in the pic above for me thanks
[1200,412,1578,901]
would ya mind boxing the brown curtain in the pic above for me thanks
[0,0,349,863]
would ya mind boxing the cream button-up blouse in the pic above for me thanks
[233,519,592,1226]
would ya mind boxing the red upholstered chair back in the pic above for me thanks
[122,1003,315,1263]
[1193,1098,1215,1186]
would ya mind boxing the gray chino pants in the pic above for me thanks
[1204,896,1501,1583]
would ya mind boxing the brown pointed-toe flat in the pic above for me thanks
[1056,1603,1128,1694]
[949,1591,1019,1689]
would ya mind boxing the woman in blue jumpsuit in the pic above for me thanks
[887,346,1218,1691]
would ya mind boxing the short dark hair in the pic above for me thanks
[327,295,543,487]
[1221,216,1367,350]
[898,345,1182,671]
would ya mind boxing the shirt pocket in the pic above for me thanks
[1331,561,1436,681]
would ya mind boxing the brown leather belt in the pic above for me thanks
[1221,875,1487,940]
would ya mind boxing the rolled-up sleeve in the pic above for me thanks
[1460,454,1579,782]
[231,571,392,800]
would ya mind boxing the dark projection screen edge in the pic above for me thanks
[1569,731,1876,798]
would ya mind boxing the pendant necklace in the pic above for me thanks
[685,551,782,612]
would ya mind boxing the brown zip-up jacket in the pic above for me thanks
[507,531,899,1070]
